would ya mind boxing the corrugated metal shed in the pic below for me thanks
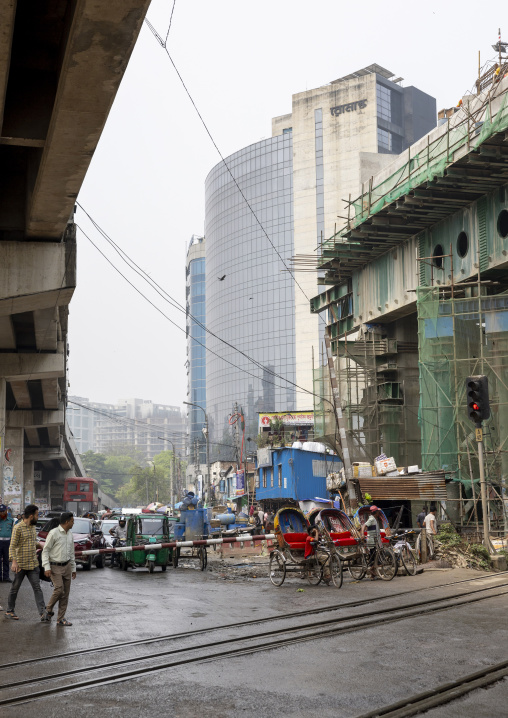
[358,471,447,501]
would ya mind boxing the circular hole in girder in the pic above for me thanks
[498,209,508,239]
[457,231,469,258]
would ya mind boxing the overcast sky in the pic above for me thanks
[71,0,501,408]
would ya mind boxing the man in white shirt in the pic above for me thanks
[423,509,437,536]
[42,512,76,626]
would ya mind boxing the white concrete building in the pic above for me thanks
[272,64,436,404]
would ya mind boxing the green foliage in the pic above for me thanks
[255,433,269,448]
[437,523,461,547]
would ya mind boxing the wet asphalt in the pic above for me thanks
[0,559,507,718]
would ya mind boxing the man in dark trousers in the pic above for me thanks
[6,504,49,621]
[42,512,76,626]
[0,504,15,582]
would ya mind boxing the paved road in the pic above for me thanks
[0,561,507,717]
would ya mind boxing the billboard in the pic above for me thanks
[258,411,314,429]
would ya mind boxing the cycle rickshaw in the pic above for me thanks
[269,506,342,588]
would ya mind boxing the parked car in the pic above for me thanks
[37,517,106,570]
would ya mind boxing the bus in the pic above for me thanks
[63,477,99,515]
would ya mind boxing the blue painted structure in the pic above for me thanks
[256,447,342,501]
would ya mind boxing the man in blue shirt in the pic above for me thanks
[0,504,15,582]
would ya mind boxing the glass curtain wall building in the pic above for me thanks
[186,235,207,466]
[205,135,296,461]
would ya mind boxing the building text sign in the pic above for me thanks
[330,99,367,116]
[258,411,314,429]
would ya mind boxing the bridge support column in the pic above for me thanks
[3,428,24,515]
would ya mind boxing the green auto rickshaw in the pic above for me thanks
[121,513,172,573]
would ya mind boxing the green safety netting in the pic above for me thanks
[416,287,508,495]
[321,87,508,251]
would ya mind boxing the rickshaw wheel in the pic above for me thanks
[348,555,367,580]
[400,545,417,576]
[269,550,286,586]
[172,548,180,568]
[375,547,397,581]
[199,547,207,571]
[148,560,155,574]
[330,553,343,588]
[305,556,322,586]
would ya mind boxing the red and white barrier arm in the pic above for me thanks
[75,533,276,557]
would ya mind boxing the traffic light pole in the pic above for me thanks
[476,425,492,553]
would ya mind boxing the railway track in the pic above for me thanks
[1,570,505,671]
[0,576,507,708]
[354,658,508,718]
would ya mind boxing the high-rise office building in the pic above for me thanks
[203,65,436,461]
[185,235,207,468]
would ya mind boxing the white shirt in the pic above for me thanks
[42,525,76,571]
[423,513,437,535]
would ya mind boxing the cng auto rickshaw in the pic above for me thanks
[120,514,172,572]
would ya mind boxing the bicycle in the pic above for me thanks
[415,529,435,561]
[296,539,343,589]
[364,537,397,581]
[390,530,418,576]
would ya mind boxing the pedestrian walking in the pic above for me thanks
[42,511,76,626]
[416,506,427,529]
[0,504,15,582]
[6,504,49,621]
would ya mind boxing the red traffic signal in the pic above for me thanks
[466,375,490,425]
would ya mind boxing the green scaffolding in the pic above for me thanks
[417,286,508,528]
[320,85,508,254]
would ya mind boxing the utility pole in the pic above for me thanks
[184,400,210,505]
[323,331,355,511]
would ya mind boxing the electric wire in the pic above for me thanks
[77,204,313,396]
[76,223,329,406]
[142,16,323,320]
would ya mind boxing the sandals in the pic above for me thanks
[5,611,19,620]
[40,611,51,622]
[46,609,54,617]
[57,618,72,626]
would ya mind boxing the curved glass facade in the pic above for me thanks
[186,236,207,465]
[205,134,295,461]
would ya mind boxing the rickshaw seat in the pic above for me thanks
[283,532,308,550]
[330,531,357,547]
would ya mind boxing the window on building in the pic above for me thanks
[377,128,403,154]
[282,127,292,134]
[278,464,282,487]
[262,470,267,488]
[255,472,260,489]
[377,84,391,121]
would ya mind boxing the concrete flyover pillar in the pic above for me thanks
[23,460,35,508]
[3,428,24,516]
[0,378,5,497]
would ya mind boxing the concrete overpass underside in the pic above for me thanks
[0,0,150,512]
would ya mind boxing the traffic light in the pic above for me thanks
[466,375,490,424]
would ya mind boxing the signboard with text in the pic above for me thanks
[258,411,314,430]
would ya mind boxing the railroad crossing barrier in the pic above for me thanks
[74,534,276,557]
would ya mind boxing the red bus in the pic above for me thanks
[63,477,99,515]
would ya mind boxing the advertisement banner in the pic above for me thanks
[258,411,314,429]
[236,470,245,496]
